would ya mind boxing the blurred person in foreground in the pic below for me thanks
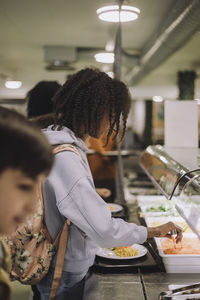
[0,106,54,300]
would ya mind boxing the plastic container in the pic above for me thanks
[155,238,200,273]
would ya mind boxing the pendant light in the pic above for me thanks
[96,4,140,23]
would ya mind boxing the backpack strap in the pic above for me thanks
[49,143,80,300]
[39,143,81,214]
[53,143,81,158]
[50,220,71,300]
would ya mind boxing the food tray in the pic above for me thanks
[144,216,194,234]
[144,216,183,227]
[155,238,200,273]
[139,202,176,218]
[137,195,169,204]
[137,195,178,217]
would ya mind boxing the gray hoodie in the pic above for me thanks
[43,125,147,274]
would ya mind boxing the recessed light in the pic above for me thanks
[5,81,22,89]
[152,96,163,102]
[94,52,114,63]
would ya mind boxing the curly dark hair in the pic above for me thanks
[52,68,131,142]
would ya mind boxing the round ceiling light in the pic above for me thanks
[94,52,115,63]
[96,5,140,23]
[152,96,163,103]
[5,80,22,89]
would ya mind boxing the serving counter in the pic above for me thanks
[95,272,200,300]
[92,203,200,300]
[92,146,200,299]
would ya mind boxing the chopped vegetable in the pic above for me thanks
[146,205,168,212]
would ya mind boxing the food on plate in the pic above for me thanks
[108,205,115,211]
[107,203,122,213]
[97,244,147,259]
[113,246,139,257]
[161,237,200,254]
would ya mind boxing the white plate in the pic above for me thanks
[96,244,147,260]
[107,203,123,213]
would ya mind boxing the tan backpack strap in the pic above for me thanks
[53,143,81,158]
[53,218,71,248]
[48,144,80,298]
[38,180,44,210]
[39,143,80,240]
[50,219,71,300]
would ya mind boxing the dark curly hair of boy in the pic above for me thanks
[52,68,131,143]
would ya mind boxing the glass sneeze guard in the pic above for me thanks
[140,145,191,199]
[140,145,200,239]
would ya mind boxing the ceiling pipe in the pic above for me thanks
[125,0,200,86]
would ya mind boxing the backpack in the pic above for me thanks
[3,143,80,299]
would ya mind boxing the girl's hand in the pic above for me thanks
[147,221,183,243]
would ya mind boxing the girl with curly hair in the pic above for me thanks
[36,68,182,299]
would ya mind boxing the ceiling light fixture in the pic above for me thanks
[94,52,115,63]
[152,96,164,103]
[96,4,140,23]
[5,80,22,89]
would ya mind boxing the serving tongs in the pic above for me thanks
[158,282,200,299]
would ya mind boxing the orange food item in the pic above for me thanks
[161,237,200,255]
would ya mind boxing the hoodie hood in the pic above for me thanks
[43,125,88,153]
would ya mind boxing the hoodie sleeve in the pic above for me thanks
[57,175,147,248]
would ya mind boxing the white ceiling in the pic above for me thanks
[1,0,200,100]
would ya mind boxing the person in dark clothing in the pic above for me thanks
[26,81,62,118]
[26,81,61,300]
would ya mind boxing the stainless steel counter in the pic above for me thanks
[90,272,200,300]
[142,273,200,300]
[97,274,144,300]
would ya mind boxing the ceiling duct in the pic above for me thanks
[44,46,77,71]
[125,0,200,86]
